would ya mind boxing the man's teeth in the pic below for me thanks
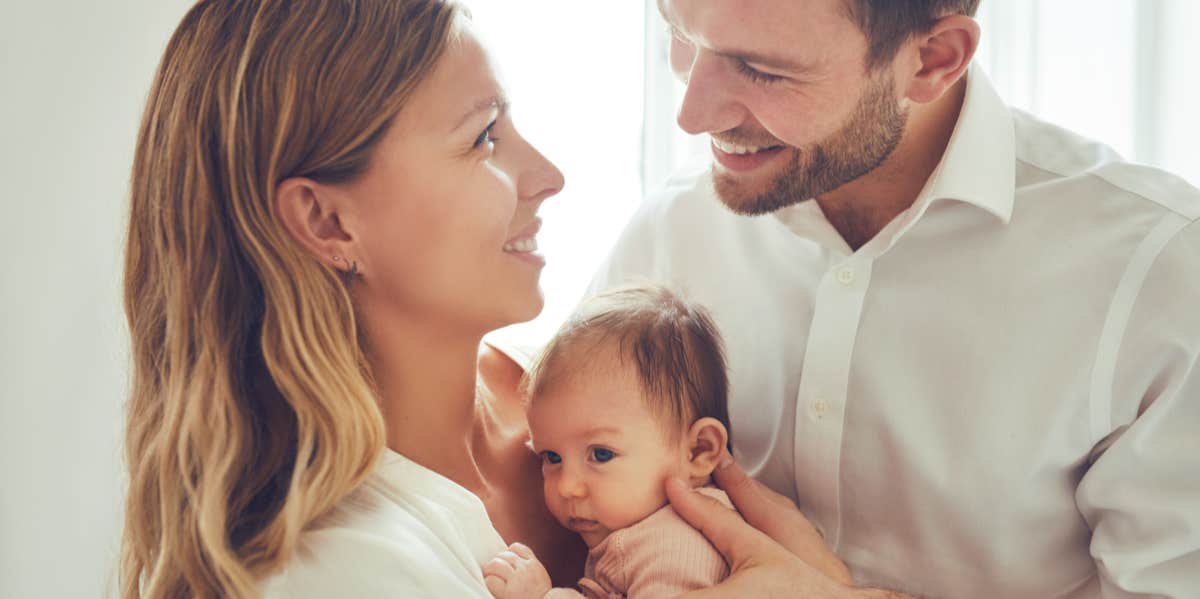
[712,138,778,155]
[504,238,538,253]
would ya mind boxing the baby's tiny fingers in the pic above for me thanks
[508,542,536,560]
[483,556,515,580]
[496,550,522,566]
[484,574,505,598]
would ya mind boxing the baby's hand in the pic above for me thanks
[483,542,553,599]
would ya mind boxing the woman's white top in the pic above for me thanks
[260,449,503,598]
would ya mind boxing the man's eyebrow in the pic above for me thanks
[453,94,510,132]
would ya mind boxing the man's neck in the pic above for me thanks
[816,76,968,251]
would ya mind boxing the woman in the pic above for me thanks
[121,0,847,597]
[122,0,582,596]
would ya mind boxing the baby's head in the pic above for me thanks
[524,285,731,547]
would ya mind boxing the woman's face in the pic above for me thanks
[335,23,564,334]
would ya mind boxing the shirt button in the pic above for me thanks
[811,398,829,420]
[836,268,855,286]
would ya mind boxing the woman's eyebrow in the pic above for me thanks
[452,94,510,132]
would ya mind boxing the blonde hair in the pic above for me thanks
[120,1,462,597]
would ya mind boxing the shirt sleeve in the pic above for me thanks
[1076,217,1200,598]
[260,527,493,599]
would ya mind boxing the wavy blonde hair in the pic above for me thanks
[121,1,462,597]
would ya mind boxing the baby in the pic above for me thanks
[484,285,739,599]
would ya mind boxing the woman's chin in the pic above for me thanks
[512,290,545,324]
[490,288,545,330]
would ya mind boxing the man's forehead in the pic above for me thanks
[660,0,863,72]
[658,0,852,38]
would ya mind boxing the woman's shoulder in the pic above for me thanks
[260,452,505,598]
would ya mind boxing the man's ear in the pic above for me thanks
[685,417,730,480]
[275,177,356,274]
[903,14,981,103]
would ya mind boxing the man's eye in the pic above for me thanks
[542,451,561,465]
[735,60,784,85]
[591,448,614,463]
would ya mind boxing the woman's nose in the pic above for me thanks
[517,145,565,205]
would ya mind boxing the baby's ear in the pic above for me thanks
[685,417,729,479]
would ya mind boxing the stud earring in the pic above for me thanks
[332,256,341,262]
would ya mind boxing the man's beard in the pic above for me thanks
[713,71,909,216]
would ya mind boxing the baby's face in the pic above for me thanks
[527,360,688,548]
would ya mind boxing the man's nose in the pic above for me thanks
[676,51,747,136]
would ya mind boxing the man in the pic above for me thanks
[482,0,1199,596]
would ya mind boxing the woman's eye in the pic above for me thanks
[473,121,498,149]
[542,451,561,465]
[591,448,614,463]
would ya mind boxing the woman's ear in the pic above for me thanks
[903,14,981,104]
[684,417,730,481]
[275,177,356,273]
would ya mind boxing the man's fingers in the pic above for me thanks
[712,455,795,531]
[714,459,855,585]
[666,477,780,570]
[671,569,774,599]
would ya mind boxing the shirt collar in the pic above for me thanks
[770,63,1017,255]
[918,63,1016,224]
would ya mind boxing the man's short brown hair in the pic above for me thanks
[524,285,732,448]
[845,0,982,69]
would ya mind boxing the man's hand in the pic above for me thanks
[483,543,553,599]
[666,455,889,599]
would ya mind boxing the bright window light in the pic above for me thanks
[464,1,646,344]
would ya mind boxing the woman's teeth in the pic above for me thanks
[504,238,538,253]
[712,138,780,155]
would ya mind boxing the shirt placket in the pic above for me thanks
[792,257,872,551]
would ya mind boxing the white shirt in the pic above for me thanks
[260,449,503,598]
[522,67,1200,597]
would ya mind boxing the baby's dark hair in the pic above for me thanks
[525,284,732,449]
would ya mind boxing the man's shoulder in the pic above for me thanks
[1011,109,1200,221]
[639,163,718,219]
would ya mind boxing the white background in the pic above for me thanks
[1,2,1195,597]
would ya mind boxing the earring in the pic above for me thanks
[332,255,341,262]
[349,260,358,277]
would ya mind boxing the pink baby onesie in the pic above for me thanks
[545,487,735,599]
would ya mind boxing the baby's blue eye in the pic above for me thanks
[542,451,561,465]
[591,448,614,463]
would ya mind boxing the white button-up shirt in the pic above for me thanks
[571,67,1200,597]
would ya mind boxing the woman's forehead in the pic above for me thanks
[394,25,507,134]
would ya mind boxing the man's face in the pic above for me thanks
[661,0,909,214]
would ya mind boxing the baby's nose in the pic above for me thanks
[557,472,587,498]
